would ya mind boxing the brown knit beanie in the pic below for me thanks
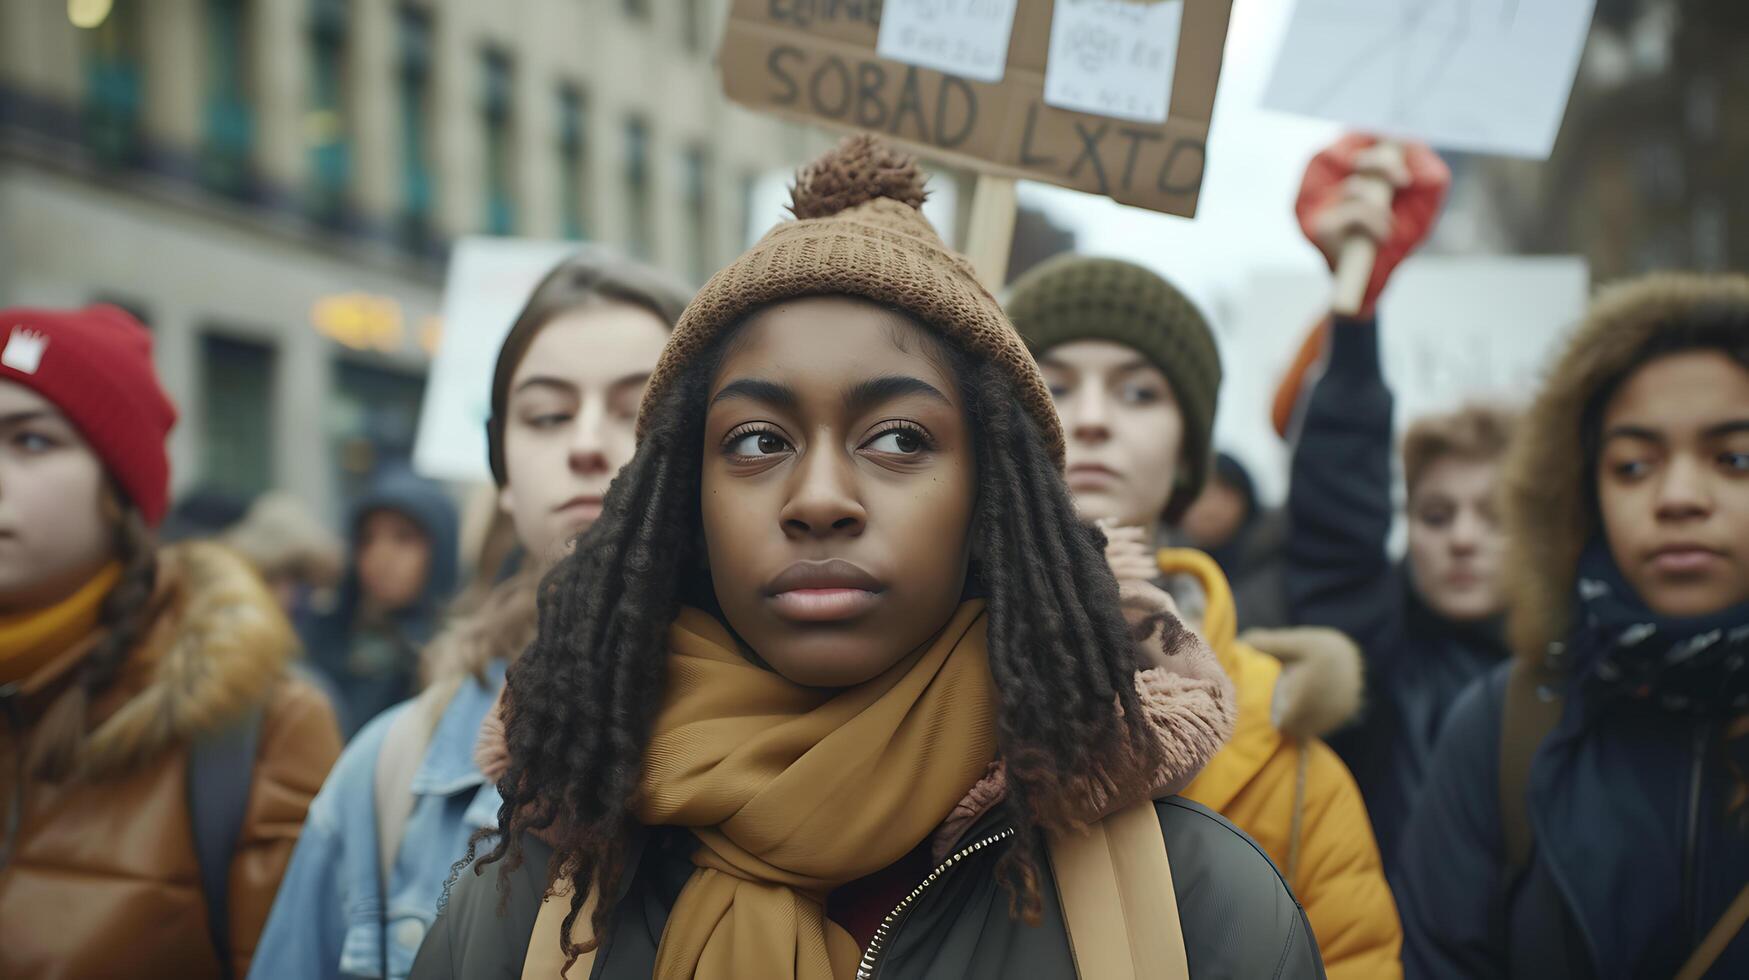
[1005,255,1222,523]
[636,135,1064,467]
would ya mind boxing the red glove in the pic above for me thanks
[1296,133,1450,318]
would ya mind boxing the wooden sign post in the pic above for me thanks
[964,175,1019,291]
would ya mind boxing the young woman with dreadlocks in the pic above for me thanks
[409,137,1323,980]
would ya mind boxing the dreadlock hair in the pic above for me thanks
[36,493,160,779]
[465,317,1162,969]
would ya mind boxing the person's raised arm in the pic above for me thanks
[1285,135,1449,659]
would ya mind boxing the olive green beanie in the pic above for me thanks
[1005,254,1222,523]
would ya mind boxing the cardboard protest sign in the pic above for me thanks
[721,0,1234,218]
[1261,0,1596,159]
[412,238,599,483]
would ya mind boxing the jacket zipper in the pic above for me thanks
[1681,721,1708,946]
[856,826,1016,980]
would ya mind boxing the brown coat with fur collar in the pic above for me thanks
[0,542,342,980]
[1501,273,1749,662]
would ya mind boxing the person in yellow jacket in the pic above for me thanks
[1008,254,1402,980]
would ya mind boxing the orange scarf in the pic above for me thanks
[0,564,121,686]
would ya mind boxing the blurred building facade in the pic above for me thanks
[1436,0,1748,281]
[0,0,810,520]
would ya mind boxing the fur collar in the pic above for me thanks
[52,541,298,777]
[1501,273,1749,661]
[1240,626,1363,740]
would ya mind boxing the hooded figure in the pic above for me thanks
[1395,273,1749,979]
[301,469,460,735]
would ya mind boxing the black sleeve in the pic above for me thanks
[1157,798,1328,979]
[410,838,552,980]
[1285,316,1405,664]
[1395,668,1509,979]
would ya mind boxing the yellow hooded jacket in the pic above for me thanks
[1166,548,1403,980]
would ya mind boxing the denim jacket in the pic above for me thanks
[250,662,505,979]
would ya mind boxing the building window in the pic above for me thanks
[79,0,145,166]
[683,0,707,51]
[624,116,652,260]
[330,360,426,501]
[557,83,590,241]
[481,48,517,236]
[202,0,254,196]
[307,0,352,226]
[397,5,436,248]
[201,333,277,499]
[682,144,713,284]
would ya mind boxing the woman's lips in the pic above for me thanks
[763,559,886,623]
[1066,463,1121,490]
[555,496,604,522]
[1649,547,1725,576]
[766,588,883,622]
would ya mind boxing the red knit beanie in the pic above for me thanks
[0,305,178,526]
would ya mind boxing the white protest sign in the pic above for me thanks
[1044,0,1184,124]
[1261,0,1596,158]
[1208,255,1589,504]
[876,0,1020,84]
[412,238,599,483]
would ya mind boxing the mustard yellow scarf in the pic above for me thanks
[524,599,1189,980]
[0,564,121,686]
[526,602,996,979]
[640,601,996,979]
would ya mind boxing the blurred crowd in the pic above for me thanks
[1,129,1746,980]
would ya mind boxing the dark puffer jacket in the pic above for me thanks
[412,797,1325,979]
[1395,274,1749,979]
[1286,316,1511,868]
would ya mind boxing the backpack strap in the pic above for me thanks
[1499,657,1566,887]
[1047,801,1189,980]
[374,678,462,894]
[187,703,265,980]
[1675,881,1749,980]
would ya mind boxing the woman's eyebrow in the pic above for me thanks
[607,371,654,393]
[843,375,952,415]
[1602,424,1664,445]
[513,376,579,396]
[710,378,798,411]
[0,410,55,427]
[1703,419,1749,439]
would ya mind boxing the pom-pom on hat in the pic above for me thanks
[636,134,1065,467]
[0,305,178,526]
